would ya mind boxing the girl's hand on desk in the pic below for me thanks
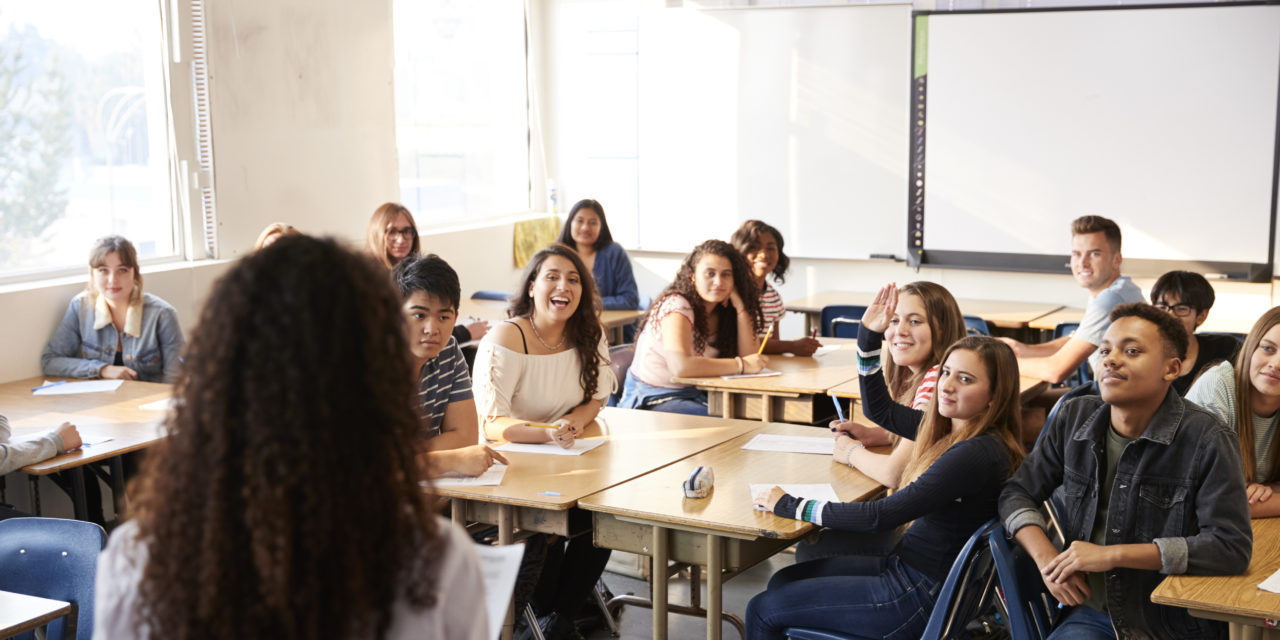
[833,434,865,466]
[792,337,822,357]
[753,486,786,512]
[550,424,576,449]
[56,422,82,452]
[741,353,769,374]
[451,445,508,477]
[860,283,897,334]
[1246,482,1274,504]
[551,417,582,437]
[100,365,138,380]
[830,420,894,448]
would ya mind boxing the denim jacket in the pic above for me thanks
[999,389,1251,640]
[41,292,185,383]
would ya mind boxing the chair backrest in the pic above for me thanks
[0,517,107,640]
[606,343,635,406]
[919,518,1001,640]
[989,524,1059,640]
[1051,322,1092,387]
[820,305,867,338]
[470,290,510,302]
[830,317,861,339]
[963,315,990,336]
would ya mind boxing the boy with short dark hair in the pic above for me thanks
[999,302,1252,639]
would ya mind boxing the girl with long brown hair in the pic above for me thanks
[748,337,1026,640]
[366,202,420,269]
[1186,305,1280,517]
[93,236,487,640]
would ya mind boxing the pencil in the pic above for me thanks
[757,325,773,355]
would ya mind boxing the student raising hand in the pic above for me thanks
[860,283,898,334]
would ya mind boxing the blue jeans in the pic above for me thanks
[1048,607,1117,640]
[617,370,708,416]
[745,553,939,640]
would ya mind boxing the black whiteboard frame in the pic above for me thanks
[907,1,1280,283]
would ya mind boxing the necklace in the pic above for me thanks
[529,315,566,351]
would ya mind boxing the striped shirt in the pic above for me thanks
[417,337,474,439]
[758,282,785,335]
[1186,360,1278,481]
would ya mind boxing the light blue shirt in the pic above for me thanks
[41,291,185,383]
[1076,275,1144,373]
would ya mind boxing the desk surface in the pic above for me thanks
[460,298,644,330]
[0,376,171,474]
[434,407,760,511]
[1151,517,1280,624]
[579,422,882,540]
[0,589,72,638]
[671,338,860,396]
[785,291,1063,329]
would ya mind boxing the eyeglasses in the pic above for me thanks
[386,226,415,239]
[1154,303,1196,318]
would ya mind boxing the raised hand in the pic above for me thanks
[860,283,898,334]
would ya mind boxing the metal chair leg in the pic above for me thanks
[593,580,621,636]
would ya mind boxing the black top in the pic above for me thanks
[1173,333,1241,396]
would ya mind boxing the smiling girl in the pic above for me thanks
[747,337,1025,640]
[366,202,420,269]
[730,220,820,356]
[618,239,766,415]
[42,236,185,383]
[556,199,639,311]
[1186,305,1280,517]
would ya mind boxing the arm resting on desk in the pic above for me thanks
[1016,337,1097,384]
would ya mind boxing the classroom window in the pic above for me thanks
[392,0,532,224]
[0,0,189,281]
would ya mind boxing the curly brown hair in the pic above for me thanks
[640,239,763,355]
[508,243,605,404]
[128,235,443,640]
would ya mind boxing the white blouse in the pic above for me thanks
[472,333,615,430]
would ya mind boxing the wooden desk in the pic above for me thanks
[671,338,859,423]
[1152,518,1280,639]
[580,422,883,640]
[439,407,760,639]
[785,290,1064,332]
[0,377,170,520]
[459,298,644,345]
[0,589,72,639]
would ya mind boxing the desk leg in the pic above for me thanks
[760,395,773,423]
[451,499,465,527]
[499,505,515,640]
[722,391,734,420]
[29,476,41,516]
[109,457,127,518]
[652,526,668,640]
[707,534,722,640]
[70,468,88,522]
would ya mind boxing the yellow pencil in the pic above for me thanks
[526,422,560,429]
[757,325,773,355]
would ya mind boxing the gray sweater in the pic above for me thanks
[0,414,66,474]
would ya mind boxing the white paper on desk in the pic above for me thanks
[432,463,508,487]
[474,541,526,637]
[33,380,124,396]
[812,346,841,358]
[749,483,840,511]
[742,433,835,455]
[495,438,606,456]
[78,432,114,447]
[1259,566,1280,594]
[720,368,781,380]
[138,398,172,411]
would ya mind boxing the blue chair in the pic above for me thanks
[0,517,107,640]
[1052,322,1091,387]
[606,343,635,407]
[470,290,510,302]
[990,524,1059,640]
[830,317,861,339]
[964,315,991,336]
[820,305,867,338]
[784,519,1000,640]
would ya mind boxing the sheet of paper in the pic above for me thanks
[741,433,835,455]
[138,398,172,411]
[474,542,526,637]
[79,432,114,447]
[812,345,841,358]
[432,463,508,487]
[720,368,781,380]
[32,380,124,396]
[1259,566,1280,594]
[749,483,840,511]
[495,438,606,456]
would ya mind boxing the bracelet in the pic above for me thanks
[841,441,865,466]
[736,356,744,375]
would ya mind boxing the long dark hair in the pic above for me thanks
[884,281,966,404]
[640,239,762,356]
[729,219,790,284]
[556,198,614,251]
[129,236,442,639]
[508,243,606,404]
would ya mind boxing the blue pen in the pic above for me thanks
[830,393,846,423]
[31,381,67,392]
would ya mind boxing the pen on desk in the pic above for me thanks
[757,325,773,356]
[830,393,846,424]
[31,381,67,392]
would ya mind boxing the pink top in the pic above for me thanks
[630,294,720,388]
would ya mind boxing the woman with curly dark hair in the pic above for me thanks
[730,219,821,356]
[92,236,488,640]
[619,239,766,415]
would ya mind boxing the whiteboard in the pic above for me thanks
[636,4,912,259]
[918,5,1280,273]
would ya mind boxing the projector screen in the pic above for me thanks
[914,4,1280,280]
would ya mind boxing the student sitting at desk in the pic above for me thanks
[0,414,81,520]
[471,243,614,640]
[618,239,767,415]
[1150,270,1241,395]
[730,219,821,356]
[392,254,506,477]
[748,336,1026,640]
[557,198,639,312]
[42,235,185,383]
[1187,306,1280,518]
[93,236,489,640]
[1000,303,1251,640]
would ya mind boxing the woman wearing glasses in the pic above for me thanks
[1150,270,1240,395]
